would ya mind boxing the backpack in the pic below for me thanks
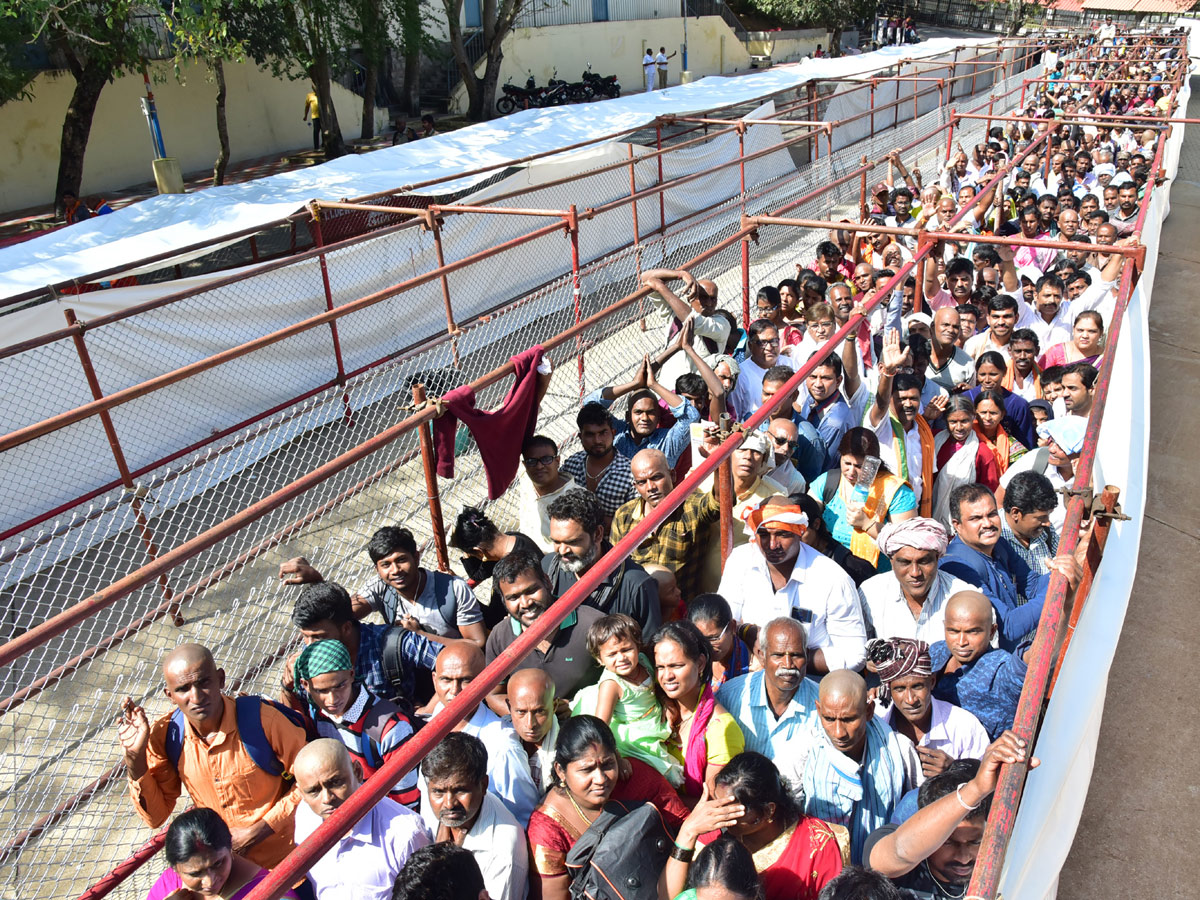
[565,800,672,900]
[164,695,308,777]
[821,468,841,507]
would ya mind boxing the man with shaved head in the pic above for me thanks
[717,617,821,784]
[416,641,539,826]
[642,267,731,391]
[610,447,721,601]
[929,590,1030,740]
[925,307,975,394]
[293,738,431,900]
[802,669,919,864]
[117,643,308,868]
[504,668,558,792]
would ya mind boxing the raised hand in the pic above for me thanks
[879,329,911,376]
[117,698,151,778]
[678,783,746,845]
[968,730,1038,800]
[924,394,949,422]
[279,557,323,585]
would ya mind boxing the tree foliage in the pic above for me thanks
[745,0,877,55]
[443,0,525,121]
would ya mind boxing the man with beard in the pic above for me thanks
[729,318,796,417]
[718,496,866,673]
[1110,181,1140,236]
[420,732,529,900]
[940,485,1077,651]
[868,637,989,781]
[542,489,660,634]
[611,448,720,601]
[858,518,972,645]
[418,641,541,826]
[560,402,637,526]
[293,739,431,900]
[802,669,919,864]
[717,617,821,785]
[867,331,936,517]
[865,732,1036,897]
[485,550,603,702]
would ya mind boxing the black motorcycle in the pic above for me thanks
[497,73,545,114]
[539,70,589,106]
[581,63,621,99]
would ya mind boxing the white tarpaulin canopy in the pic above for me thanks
[0,37,1000,302]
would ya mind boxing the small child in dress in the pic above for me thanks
[571,614,682,785]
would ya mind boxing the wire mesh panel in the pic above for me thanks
[0,39,1050,900]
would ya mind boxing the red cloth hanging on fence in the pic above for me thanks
[432,345,545,499]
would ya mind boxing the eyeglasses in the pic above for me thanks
[700,622,730,646]
[751,338,780,346]
[755,306,779,314]
[523,455,557,468]
[771,435,798,447]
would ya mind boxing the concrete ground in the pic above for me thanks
[1058,75,1200,899]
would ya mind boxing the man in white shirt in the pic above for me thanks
[293,739,432,900]
[421,732,529,900]
[868,330,934,512]
[859,518,972,645]
[655,46,675,89]
[504,668,558,793]
[642,267,730,389]
[642,48,656,93]
[718,496,867,672]
[518,434,581,553]
[730,320,796,417]
[416,642,540,827]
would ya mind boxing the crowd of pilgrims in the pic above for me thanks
[112,27,1183,900]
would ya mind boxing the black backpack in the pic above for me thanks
[565,800,672,900]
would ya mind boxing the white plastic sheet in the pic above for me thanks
[993,76,1190,900]
[0,37,1001,302]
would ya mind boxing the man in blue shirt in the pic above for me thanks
[583,355,699,467]
[798,353,856,473]
[939,484,1077,650]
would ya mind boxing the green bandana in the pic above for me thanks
[294,639,352,685]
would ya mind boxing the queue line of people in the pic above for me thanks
[110,28,1183,900]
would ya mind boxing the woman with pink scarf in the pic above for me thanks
[650,620,745,802]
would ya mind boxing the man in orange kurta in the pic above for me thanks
[117,643,308,868]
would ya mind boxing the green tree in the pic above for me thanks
[443,0,525,121]
[232,0,350,158]
[2,0,152,215]
[165,1,253,185]
[746,0,877,57]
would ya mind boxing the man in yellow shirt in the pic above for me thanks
[303,90,321,151]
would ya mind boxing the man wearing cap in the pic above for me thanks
[869,181,892,217]
[858,518,974,645]
[293,639,421,808]
[718,495,867,673]
[868,637,989,780]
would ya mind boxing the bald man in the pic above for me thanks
[802,669,919,864]
[929,591,1029,740]
[117,644,308,868]
[416,642,539,826]
[926,307,974,394]
[293,739,431,900]
[504,668,558,792]
[610,448,721,601]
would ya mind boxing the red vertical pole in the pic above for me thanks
[808,84,819,161]
[945,111,957,164]
[1021,78,1028,107]
[870,81,876,138]
[860,156,869,219]
[309,211,354,426]
[656,122,666,235]
[64,308,182,626]
[411,384,450,573]
[741,235,752,330]
[428,213,463,367]
[568,206,585,400]
[629,144,647,332]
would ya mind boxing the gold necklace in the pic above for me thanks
[564,788,600,827]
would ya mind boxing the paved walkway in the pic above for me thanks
[1058,75,1200,899]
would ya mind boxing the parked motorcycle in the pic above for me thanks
[496,73,545,114]
[581,62,621,99]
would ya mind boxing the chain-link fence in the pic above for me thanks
[0,39,1044,900]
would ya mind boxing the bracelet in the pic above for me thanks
[670,844,695,863]
[955,783,980,812]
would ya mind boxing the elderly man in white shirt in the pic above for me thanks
[420,732,529,900]
[642,267,731,389]
[858,518,972,645]
[293,739,432,900]
[718,496,867,673]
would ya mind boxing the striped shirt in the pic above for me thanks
[308,685,420,808]
[562,450,637,520]
[1000,521,1059,589]
[716,670,820,787]
[802,716,919,864]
